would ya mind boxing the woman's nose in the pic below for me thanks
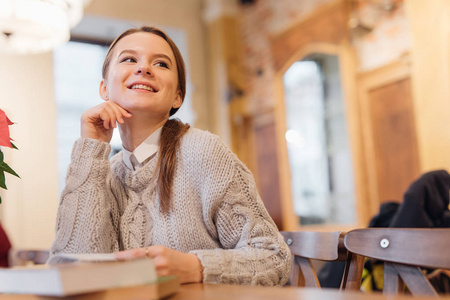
[136,64,152,75]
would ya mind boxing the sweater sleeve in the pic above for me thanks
[188,134,291,286]
[50,138,120,255]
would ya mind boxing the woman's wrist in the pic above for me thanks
[198,260,204,283]
[187,253,203,283]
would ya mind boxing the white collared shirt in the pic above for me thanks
[122,127,162,170]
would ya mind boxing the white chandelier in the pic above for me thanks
[0,0,91,55]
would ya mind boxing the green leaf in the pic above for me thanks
[0,162,19,178]
[10,142,18,150]
[0,194,2,204]
[0,170,6,189]
[0,150,3,163]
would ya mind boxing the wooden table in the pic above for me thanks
[169,284,450,300]
[2,283,450,300]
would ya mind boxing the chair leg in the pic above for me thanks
[297,257,320,288]
[384,262,402,294]
[394,263,438,297]
[289,255,300,287]
[341,252,365,291]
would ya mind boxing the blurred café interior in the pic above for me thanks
[0,0,449,255]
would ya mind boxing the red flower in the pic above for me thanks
[0,109,19,203]
[0,109,13,148]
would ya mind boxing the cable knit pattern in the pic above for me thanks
[50,128,291,286]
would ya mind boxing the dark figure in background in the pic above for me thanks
[389,169,450,228]
[318,169,450,293]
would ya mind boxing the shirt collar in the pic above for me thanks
[122,127,162,170]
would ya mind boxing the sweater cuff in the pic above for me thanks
[64,138,111,190]
[72,138,111,161]
[189,249,227,284]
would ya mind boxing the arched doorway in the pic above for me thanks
[283,53,356,226]
[271,0,366,230]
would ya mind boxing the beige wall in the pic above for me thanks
[0,53,59,249]
[405,0,450,172]
[0,0,210,251]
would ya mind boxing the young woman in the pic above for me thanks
[50,26,291,286]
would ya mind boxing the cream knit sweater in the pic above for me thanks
[50,128,291,286]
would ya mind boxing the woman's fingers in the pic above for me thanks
[101,102,119,129]
[118,105,133,119]
[146,245,165,257]
[152,256,170,273]
[80,100,132,141]
[107,101,129,125]
[114,246,203,283]
[84,101,131,128]
[114,248,146,260]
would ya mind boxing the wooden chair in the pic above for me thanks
[281,231,363,290]
[13,249,49,266]
[344,228,450,296]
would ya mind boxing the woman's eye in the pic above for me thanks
[155,61,169,68]
[121,57,136,63]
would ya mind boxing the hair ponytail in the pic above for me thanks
[157,119,190,213]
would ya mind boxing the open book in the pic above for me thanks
[46,252,118,265]
[0,253,179,298]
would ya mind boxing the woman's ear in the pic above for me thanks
[99,80,109,100]
[172,91,182,109]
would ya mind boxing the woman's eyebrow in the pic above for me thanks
[118,49,138,57]
[117,50,173,65]
[154,54,173,65]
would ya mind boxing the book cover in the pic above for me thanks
[0,257,158,297]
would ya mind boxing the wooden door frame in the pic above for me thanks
[273,43,365,231]
[357,55,418,222]
[271,0,367,230]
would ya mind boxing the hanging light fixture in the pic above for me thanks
[0,0,91,55]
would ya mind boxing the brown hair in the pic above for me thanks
[157,118,190,212]
[102,26,190,212]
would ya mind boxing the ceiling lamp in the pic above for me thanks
[0,0,91,55]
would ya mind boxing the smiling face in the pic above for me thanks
[100,31,182,120]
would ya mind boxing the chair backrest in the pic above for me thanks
[344,228,450,296]
[281,231,363,289]
[14,250,49,266]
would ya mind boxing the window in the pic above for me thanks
[54,41,109,194]
[283,54,356,225]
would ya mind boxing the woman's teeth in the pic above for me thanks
[131,84,154,92]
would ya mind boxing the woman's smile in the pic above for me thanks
[130,84,155,92]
